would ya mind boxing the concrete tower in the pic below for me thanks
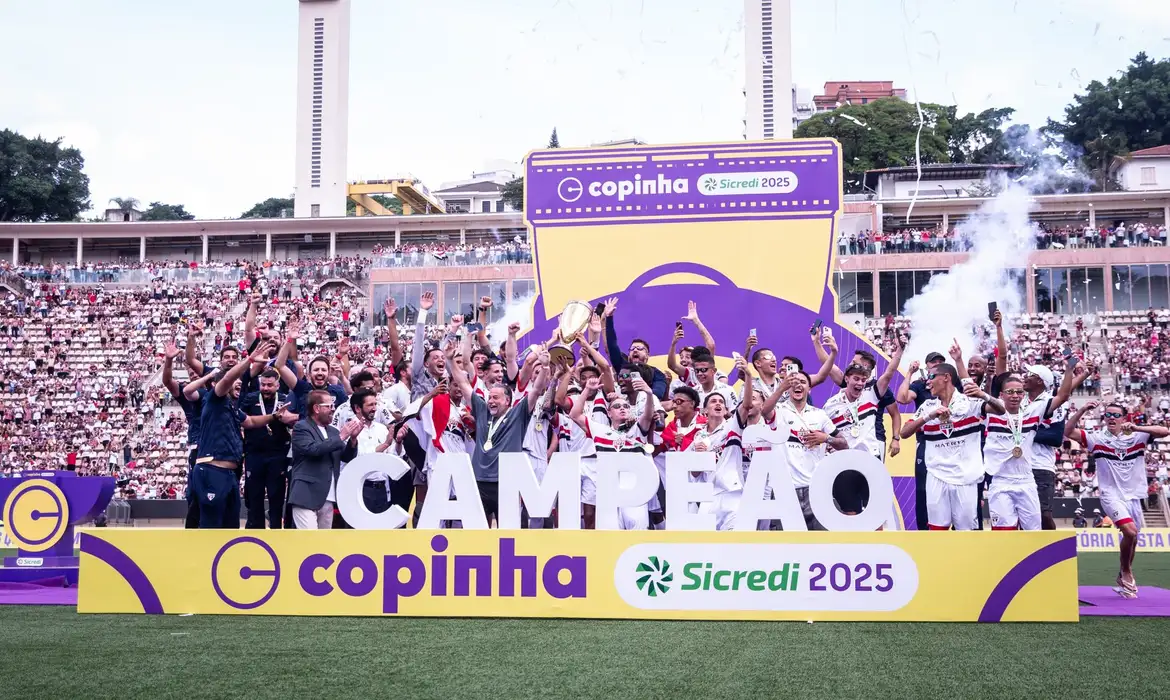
[743,0,793,140]
[294,0,350,218]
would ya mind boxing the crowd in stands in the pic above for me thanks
[370,241,532,268]
[3,260,1170,522]
[838,222,1169,256]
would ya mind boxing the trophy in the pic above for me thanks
[548,300,594,364]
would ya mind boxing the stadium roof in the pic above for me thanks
[433,181,504,195]
[863,163,1021,189]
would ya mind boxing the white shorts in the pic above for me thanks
[1100,490,1145,530]
[987,479,1042,531]
[715,493,740,531]
[580,458,597,506]
[926,472,978,531]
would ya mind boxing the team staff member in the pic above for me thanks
[601,297,669,400]
[289,390,361,529]
[448,331,551,526]
[188,341,277,529]
[896,350,947,529]
[161,341,201,529]
[332,389,394,528]
[240,369,297,529]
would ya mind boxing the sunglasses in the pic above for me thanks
[1002,389,1026,396]
[610,402,632,410]
[1104,411,1125,419]
[693,366,713,373]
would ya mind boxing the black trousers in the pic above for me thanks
[914,442,928,531]
[334,480,393,529]
[184,449,200,529]
[477,480,528,528]
[244,453,288,529]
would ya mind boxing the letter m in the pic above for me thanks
[497,452,582,529]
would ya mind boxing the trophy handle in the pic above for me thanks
[623,262,736,293]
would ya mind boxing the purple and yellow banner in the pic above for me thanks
[78,530,1077,621]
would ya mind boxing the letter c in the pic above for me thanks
[713,570,730,591]
[588,182,601,196]
[299,553,335,597]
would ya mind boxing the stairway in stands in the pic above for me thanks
[1085,318,1114,395]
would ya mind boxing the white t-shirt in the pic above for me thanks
[1076,429,1151,500]
[914,394,986,485]
[767,401,838,487]
[983,405,1042,483]
[1024,391,1065,473]
[696,382,740,412]
[380,383,410,418]
[824,385,883,459]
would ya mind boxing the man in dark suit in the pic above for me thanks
[289,389,360,529]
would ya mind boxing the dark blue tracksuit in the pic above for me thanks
[194,391,247,529]
[908,379,932,531]
[240,390,291,529]
[176,387,206,529]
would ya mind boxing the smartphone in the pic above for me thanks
[732,351,743,362]
[749,328,757,337]
[987,301,998,323]
[275,401,291,413]
[593,302,606,317]
[1064,346,1077,369]
[814,319,824,332]
[675,321,683,331]
[786,363,799,375]
[465,322,484,333]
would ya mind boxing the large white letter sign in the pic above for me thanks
[594,453,659,530]
[808,450,895,532]
[336,453,411,529]
[498,452,582,530]
[417,453,489,530]
[733,449,806,531]
[664,452,716,531]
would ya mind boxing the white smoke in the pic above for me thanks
[487,292,538,353]
[901,184,1036,365]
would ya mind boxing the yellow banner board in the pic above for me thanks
[78,530,1077,622]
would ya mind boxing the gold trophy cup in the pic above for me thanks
[548,300,594,364]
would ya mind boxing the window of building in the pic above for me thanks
[443,282,508,323]
[496,200,505,213]
[1141,166,1157,186]
[877,269,942,315]
[512,279,535,300]
[832,271,874,316]
[310,204,320,218]
[372,282,439,326]
[481,200,491,213]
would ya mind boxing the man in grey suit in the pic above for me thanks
[289,389,360,529]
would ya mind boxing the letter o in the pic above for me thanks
[601,181,618,196]
[807,450,895,531]
[336,554,379,597]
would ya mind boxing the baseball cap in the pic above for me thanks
[1024,365,1054,390]
[925,352,946,364]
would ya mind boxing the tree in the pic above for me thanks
[947,107,1017,165]
[239,197,293,219]
[795,97,952,193]
[0,129,91,222]
[548,127,560,149]
[1048,52,1170,187]
[502,177,524,211]
[140,201,195,221]
[347,194,403,215]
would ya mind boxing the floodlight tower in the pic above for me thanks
[294,0,350,218]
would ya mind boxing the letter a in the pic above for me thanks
[418,453,489,529]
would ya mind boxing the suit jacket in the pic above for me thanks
[288,419,358,511]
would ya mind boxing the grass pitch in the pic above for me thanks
[0,552,1165,699]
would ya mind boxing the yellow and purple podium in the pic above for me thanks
[1,471,115,585]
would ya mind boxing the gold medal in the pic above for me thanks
[1011,446,1023,458]
[535,421,544,433]
[642,443,654,454]
[850,425,860,438]
[484,439,493,450]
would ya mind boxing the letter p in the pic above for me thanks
[383,554,426,614]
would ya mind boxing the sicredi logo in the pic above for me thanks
[615,543,918,612]
[557,173,689,203]
[296,535,587,614]
[697,171,799,196]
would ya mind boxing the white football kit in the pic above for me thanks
[983,402,1045,530]
[915,394,985,530]
[1077,428,1151,530]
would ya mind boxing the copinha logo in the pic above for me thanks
[634,556,673,597]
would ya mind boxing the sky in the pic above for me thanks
[4,0,1170,219]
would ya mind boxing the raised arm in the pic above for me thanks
[273,326,299,390]
[632,375,656,434]
[809,332,838,387]
[570,377,602,430]
[896,360,921,405]
[161,341,182,400]
[185,321,205,377]
[505,322,521,383]
[876,338,905,397]
[578,339,617,398]
[602,297,624,372]
[1048,361,1087,417]
[410,291,434,379]
[813,327,846,387]
[337,337,353,395]
[948,338,970,381]
[447,330,474,400]
[683,301,716,356]
[667,325,686,377]
[735,356,753,426]
[182,370,216,402]
[382,298,404,368]
[476,296,492,351]
[1064,400,1097,439]
[244,293,260,347]
[526,347,552,413]
[993,310,1008,375]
